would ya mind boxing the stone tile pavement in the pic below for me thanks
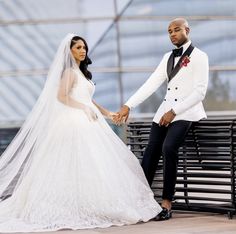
[34,211,236,234]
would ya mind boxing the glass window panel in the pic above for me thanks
[117,0,132,13]
[0,0,115,20]
[0,75,46,122]
[122,72,167,113]
[0,0,83,21]
[90,26,119,67]
[82,0,115,17]
[119,20,236,66]
[92,72,121,111]
[124,0,236,17]
[204,70,236,111]
[0,21,110,71]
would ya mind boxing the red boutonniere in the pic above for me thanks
[180,56,190,68]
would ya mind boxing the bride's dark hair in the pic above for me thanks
[70,36,92,80]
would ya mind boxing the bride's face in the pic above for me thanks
[71,40,86,63]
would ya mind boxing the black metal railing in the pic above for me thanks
[127,118,236,219]
[0,127,19,155]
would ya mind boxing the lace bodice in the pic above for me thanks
[70,69,95,105]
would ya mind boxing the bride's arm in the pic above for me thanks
[92,100,109,116]
[57,70,83,109]
[57,69,97,121]
[92,100,117,119]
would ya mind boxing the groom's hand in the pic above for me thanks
[114,105,130,125]
[159,109,176,127]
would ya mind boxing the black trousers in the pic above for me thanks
[141,120,192,201]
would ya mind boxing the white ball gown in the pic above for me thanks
[0,68,162,232]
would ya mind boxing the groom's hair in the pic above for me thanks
[70,36,92,80]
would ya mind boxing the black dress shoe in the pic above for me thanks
[153,208,172,221]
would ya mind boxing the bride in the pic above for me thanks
[0,33,161,232]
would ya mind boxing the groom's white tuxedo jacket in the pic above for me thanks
[125,41,209,123]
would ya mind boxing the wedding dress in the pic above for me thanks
[0,34,161,232]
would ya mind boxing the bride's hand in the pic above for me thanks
[84,106,98,121]
[107,112,119,122]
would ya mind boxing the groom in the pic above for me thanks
[114,18,209,220]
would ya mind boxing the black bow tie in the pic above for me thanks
[172,47,183,57]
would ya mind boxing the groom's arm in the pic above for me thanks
[124,55,168,110]
[115,54,168,124]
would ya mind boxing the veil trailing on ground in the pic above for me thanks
[0,33,81,200]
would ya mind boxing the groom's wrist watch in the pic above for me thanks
[170,108,176,116]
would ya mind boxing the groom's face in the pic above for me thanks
[168,21,189,47]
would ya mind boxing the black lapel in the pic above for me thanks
[167,44,195,82]
[167,53,174,79]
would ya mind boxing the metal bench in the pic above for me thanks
[127,118,236,219]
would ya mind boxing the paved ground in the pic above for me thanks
[30,211,236,234]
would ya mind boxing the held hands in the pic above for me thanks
[113,105,130,125]
[159,109,176,127]
[107,111,119,121]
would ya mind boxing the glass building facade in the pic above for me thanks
[0,0,236,124]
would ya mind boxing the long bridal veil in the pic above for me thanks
[0,33,80,201]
